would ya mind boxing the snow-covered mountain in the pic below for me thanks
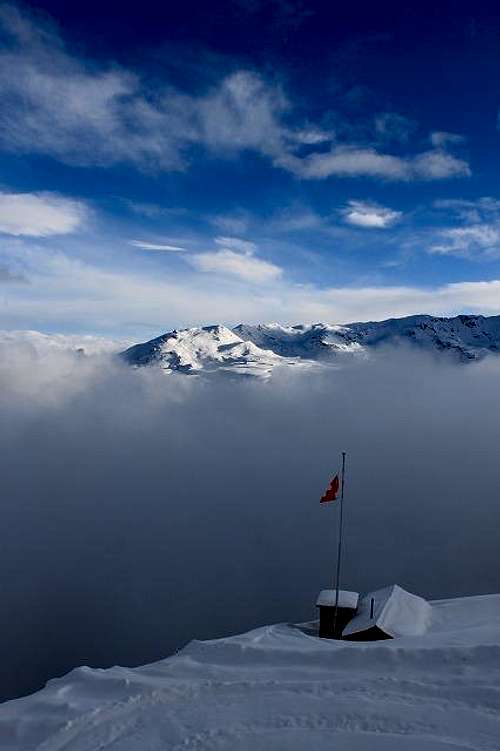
[121,324,307,377]
[122,314,500,376]
[2,592,500,750]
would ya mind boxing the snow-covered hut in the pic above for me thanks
[342,584,432,641]
[316,589,359,639]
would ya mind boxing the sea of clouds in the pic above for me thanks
[1,341,499,701]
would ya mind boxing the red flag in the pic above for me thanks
[320,474,339,503]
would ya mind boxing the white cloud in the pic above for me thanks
[430,225,500,257]
[308,280,500,322]
[291,126,333,145]
[195,70,289,157]
[281,146,470,181]
[281,147,409,179]
[433,197,500,224]
[189,237,281,282]
[130,240,186,252]
[189,248,282,283]
[4,242,500,335]
[210,212,251,235]
[0,5,472,182]
[341,200,401,228]
[0,6,186,170]
[0,191,86,236]
[214,236,257,254]
[411,150,470,180]
[0,5,291,172]
[430,131,465,148]
[430,197,500,257]
[125,202,184,218]
[269,205,324,232]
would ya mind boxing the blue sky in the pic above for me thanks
[2,0,500,337]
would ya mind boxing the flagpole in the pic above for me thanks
[333,451,346,636]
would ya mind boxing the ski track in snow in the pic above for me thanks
[2,595,500,750]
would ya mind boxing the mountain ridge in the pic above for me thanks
[122,313,500,377]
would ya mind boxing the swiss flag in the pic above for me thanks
[320,474,340,503]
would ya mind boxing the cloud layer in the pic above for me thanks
[4,236,500,336]
[0,191,86,236]
[0,4,471,181]
[2,345,500,702]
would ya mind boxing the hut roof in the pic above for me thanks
[316,589,359,609]
[342,584,431,639]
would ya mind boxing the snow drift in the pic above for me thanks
[1,593,500,750]
[343,585,432,639]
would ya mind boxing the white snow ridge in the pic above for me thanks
[121,324,306,378]
[2,593,500,750]
[122,314,500,377]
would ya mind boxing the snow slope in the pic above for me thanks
[121,324,305,378]
[2,593,500,750]
[235,314,500,361]
[123,314,500,376]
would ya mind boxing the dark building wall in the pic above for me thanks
[318,606,356,639]
[342,625,392,641]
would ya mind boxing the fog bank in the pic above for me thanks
[1,344,499,700]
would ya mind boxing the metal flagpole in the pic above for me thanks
[333,451,346,636]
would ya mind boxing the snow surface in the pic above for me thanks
[122,324,308,378]
[123,314,500,377]
[316,589,359,609]
[2,593,500,750]
[343,585,432,638]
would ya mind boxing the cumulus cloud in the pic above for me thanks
[341,200,401,228]
[189,247,282,283]
[0,4,471,181]
[0,191,86,236]
[2,345,500,701]
[186,236,281,283]
[130,240,186,252]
